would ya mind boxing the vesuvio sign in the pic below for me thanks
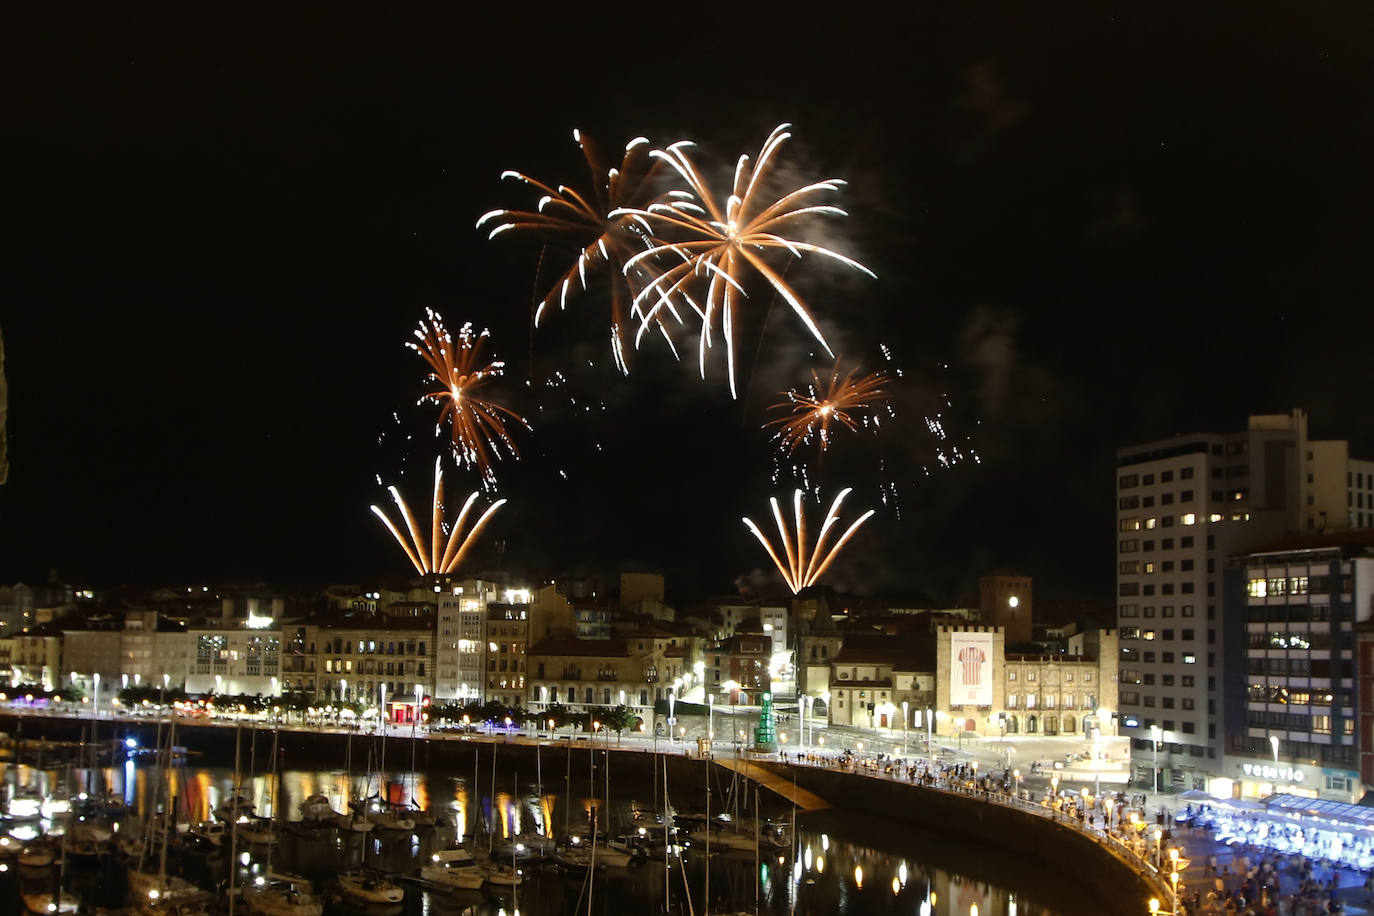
[1241,763,1306,783]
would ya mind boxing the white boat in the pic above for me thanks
[482,861,522,886]
[336,871,404,904]
[236,816,279,846]
[297,795,339,824]
[420,847,484,890]
[334,810,373,833]
[126,868,210,909]
[18,839,57,868]
[213,793,255,823]
[242,880,323,916]
[189,820,227,846]
[366,807,415,832]
[23,890,80,914]
[492,832,555,861]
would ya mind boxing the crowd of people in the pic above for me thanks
[778,746,1374,915]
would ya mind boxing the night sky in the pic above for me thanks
[5,6,1373,606]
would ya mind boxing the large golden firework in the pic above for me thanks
[618,123,874,398]
[742,488,874,594]
[767,361,889,454]
[409,309,527,483]
[371,458,508,576]
[476,131,681,373]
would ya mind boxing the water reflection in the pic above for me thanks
[1,759,1074,914]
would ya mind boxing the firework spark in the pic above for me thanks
[476,131,681,372]
[409,308,528,484]
[617,123,875,398]
[742,487,875,594]
[766,360,889,454]
[371,458,507,575]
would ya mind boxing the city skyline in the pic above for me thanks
[5,6,1372,604]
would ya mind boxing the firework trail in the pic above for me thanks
[616,123,874,398]
[742,487,875,593]
[371,457,507,575]
[476,130,683,373]
[409,308,528,485]
[766,360,889,455]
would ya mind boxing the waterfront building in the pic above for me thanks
[483,602,529,708]
[119,610,192,690]
[306,616,434,720]
[527,631,688,714]
[706,633,772,703]
[827,638,934,730]
[185,620,283,698]
[1219,533,1374,803]
[1116,409,1371,790]
[434,578,500,702]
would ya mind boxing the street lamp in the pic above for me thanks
[708,694,715,742]
[902,700,909,756]
[1150,724,1162,795]
[1094,706,1111,798]
[1269,734,1279,765]
[92,673,101,720]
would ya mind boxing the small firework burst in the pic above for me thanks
[409,308,528,484]
[766,360,889,455]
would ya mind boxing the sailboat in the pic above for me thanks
[243,725,323,916]
[421,845,485,891]
[334,730,372,834]
[127,712,211,915]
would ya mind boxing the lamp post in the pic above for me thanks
[1094,707,1111,798]
[926,707,934,764]
[902,701,909,757]
[1269,734,1279,766]
[92,672,101,720]
[379,683,387,734]
[1150,724,1162,795]
[708,694,715,743]
[415,683,424,729]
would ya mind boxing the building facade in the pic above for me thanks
[1116,409,1370,789]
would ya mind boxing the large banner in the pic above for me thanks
[949,632,994,706]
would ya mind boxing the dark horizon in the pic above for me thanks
[5,6,1372,606]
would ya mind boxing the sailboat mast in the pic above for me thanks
[228,721,241,916]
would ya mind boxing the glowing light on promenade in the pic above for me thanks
[767,360,889,455]
[619,123,874,398]
[476,131,680,372]
[409,309,527,484]
[371,458,507,575]
[743,487,875,593]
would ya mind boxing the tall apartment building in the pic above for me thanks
[1116,409,1369,790]
[434,579,500,702]
[1226,536,1374,803]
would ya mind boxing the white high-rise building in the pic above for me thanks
[434,578,500,702]
[1115,409,1369,790]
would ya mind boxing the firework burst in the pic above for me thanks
[766,360,889,455]
[617,123,875,398]
[476,131,682,373]
[371,457,507,576]
[409,308,528,484]
[742,487,875,594]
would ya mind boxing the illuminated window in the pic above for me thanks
[1182,653,1196,664]
[1144,517,1158,530]
[1208,513,1223,522]
[1181,513,1197,525]
[1247,579,1267,598]
[1120,518,1141,532]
